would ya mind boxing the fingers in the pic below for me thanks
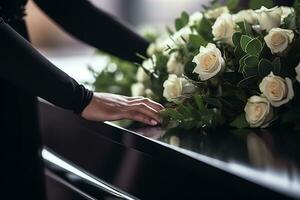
[125,112,158,126]
[127,97,164,111]
[128,103,161,123]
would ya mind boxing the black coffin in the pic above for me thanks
[38,100,300,200]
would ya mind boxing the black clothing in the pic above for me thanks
[0,0,149,199]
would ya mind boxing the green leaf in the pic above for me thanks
[194,95,205,111]
[236,22,246,34]
[189,34,207,49]
[294,0,300,28]
[234,45,246,61]
[260,43,272,59]
[245,38,263,57]
[175,18,184,31]
[175,11,190,31]
[184,61,198,81]
[249,0,273,9]
[244,65,258,77]
[227,0,239,11]
[240,35,252,52]
[197,16,213,41]
[244,55,259,67]
[230,113,249,128]
[283,13,296,30]
[244,20,253,36]
[272,57,281,75]
[178,103,193,117]
[181,11,189,25]
[232,32,242,47]
[258,58,273,77]
[238,75,259,88]
[222,72,244,84]
[164,108,185,121]
[239,55,248,72]
[243,56,259,76]
[203,97,222,108]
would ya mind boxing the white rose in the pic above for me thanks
[295,62,300,83]
[233,9,257,24]
[136,67,150,83]
[131,83,145,97]
[264,28,294,54]
[146,43,157,56]
[192,43,224,81]
[142,55,156,71]
[163,75,183,102]
[255,6,282,32]
[167,52,185,76]
[281,6,294,21]
[167,26,195,49]
[147,35,169,56]
[205,6,229,19]
[212,13,236,45]
[244,95,274,128]
[188,11,203,26]
[163,75,195,102]
[259,72,294,107]
[181,78,196,94]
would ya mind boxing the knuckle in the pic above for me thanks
[137,103,147,109]
[142,98,151,103]
[126,104,135,110]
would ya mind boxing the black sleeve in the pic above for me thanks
[33,0,150,63]
[0,19,93,114]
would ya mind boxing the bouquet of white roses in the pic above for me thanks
[131,0,300,130]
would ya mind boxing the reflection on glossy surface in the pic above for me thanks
[39,101,298,199]
[42,148,138,200]
[131,126,300,199]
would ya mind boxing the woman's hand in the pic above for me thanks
[81,93,164,126]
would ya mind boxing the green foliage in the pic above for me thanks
[238,75,259,89]
[189,34,208,49]
[243,56,259,77]
[283,13,296,30]
[148,53,169,100]
[249,0,273,9]
[175,11,190,31]
[240,35,252,52]
[202,0,221,10]
[258,58,273,77]
[227,0,239,11]
[293,0,300,29]
[161,95,226,130]
[245,38,262,57]
[230,113,249,128]
[237,21,253,36]
[196,16,214,41]
[90,1,300,131]
[272,57,281,75]
[184,61,199,81]
[232,32,242,47]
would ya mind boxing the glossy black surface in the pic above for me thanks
[39,101,300,199]
[134,126,300,198]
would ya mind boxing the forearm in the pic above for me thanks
[0,19,93,113]
[33,0,149,63]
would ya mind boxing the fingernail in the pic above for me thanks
[150,120,158,126]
